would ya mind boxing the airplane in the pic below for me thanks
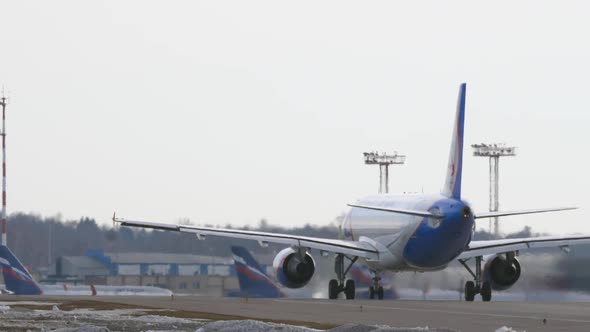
[114,83,587,302]
[0,244,173,296]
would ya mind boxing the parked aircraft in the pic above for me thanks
[115,83,585,301]
[0,245,173,296]
[230,246,303,298]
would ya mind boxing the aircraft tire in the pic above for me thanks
[465,281,476,302]
[481,281,492,302]
[345,280,355,300]
[369,286,375,299]
[329,279,339,300]
[377,286,384,300]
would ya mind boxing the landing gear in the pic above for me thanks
[368,273,384,300]
[345,280,355,300]
[464,281,475,301]
[481,281,492,302]
[369,286,384,299]
[459,256,492,302]
[328,254,358,300]
[329,279,339,299]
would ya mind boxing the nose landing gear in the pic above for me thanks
[368,274,384,300]
[459,256,492,302]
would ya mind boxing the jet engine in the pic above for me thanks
[273,247,315,289]
[483,254,521,291]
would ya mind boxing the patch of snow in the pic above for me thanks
[133,315,195,324]
[0,305,10,312]
[494,327,525,332]
[195,319,319,332]
[0,301,59,306]
[0,306,206,332]
[53,326,110,332]
[328,325,457,332]
[328,324,377,332]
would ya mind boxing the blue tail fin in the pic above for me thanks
[231,246,284,298]
[0,245,43,295]
[442,83,466,199]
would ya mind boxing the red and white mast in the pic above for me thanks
[1,94,6,246]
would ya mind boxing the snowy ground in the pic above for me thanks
[0,300,459,332]
[0,302,204,332]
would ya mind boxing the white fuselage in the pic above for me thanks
[342,193,474,273]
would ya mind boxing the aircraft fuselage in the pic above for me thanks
[342,193,474,272]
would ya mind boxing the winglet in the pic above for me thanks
[442,83,466,199]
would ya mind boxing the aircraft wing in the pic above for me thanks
[114,217,379,259]
[457,235,590,259]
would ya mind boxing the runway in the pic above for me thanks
[25,295,590,331]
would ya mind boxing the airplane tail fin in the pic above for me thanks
[442,83,466,199]
[0,245,43,295]
[231,246,284,298]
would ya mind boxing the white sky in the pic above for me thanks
[0,1,588,235]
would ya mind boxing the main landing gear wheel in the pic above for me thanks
[459,256,493,302]
[481,281,492,302]
[369,286,375,299]
[329,254,358,300]
[377,286,384,300]
[345,280,356,300]
[464,281,475,302]
[329,279,339,299]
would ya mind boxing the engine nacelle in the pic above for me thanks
[273,247,315,289]
[483,254,522,291]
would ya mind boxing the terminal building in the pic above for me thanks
[44,249,275,295]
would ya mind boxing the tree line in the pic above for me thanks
[5,213,339,270]
[6,212,585,277]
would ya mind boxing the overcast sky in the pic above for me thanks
[0,1,588,235]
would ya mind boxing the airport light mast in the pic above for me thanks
[363,151,406,194]
[472,143,517,237]
[1,94,7,246]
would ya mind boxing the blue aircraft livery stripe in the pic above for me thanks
[0,245,43,295]
[452,83,466,199]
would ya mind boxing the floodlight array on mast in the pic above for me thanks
[363,151,406,194]
[472,143,517,236]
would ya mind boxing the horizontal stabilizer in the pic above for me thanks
[475,207,577,219]
[347,204,443,219]
[459,234,590,259]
